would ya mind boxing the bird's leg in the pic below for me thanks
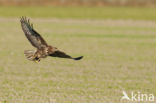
[34,57,40,63]
[35,59,40,63]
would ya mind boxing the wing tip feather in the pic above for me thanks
[20,16,33,29]
[73,56,83,60]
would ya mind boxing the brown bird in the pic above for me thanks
[20,17,83,62]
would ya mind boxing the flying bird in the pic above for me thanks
[20,17,83,62]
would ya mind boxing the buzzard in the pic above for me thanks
[20,17,83,62]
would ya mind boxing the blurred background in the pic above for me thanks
[0,0,156,6]
[0,0,156,103]
[0,0,155,20]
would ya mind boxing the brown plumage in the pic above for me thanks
[20,16,83,62]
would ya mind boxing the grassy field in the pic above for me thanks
[0,7,156,103]
[0,6,156,20]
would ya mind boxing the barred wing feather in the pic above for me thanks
[20,16,48,49]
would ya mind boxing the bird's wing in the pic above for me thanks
[20,16,48,49]
[49,50,83,60]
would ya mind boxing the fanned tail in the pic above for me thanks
[24,50,36,61]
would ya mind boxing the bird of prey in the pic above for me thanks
[20,17,83,62]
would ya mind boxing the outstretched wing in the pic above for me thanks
[20,16,48,49]
[49,50,83,60]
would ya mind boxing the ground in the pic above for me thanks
[0,7,156,103]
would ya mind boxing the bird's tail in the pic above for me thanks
[24,50,36,61]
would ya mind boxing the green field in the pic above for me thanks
[0,7,156,103]
[0,6,156,20]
